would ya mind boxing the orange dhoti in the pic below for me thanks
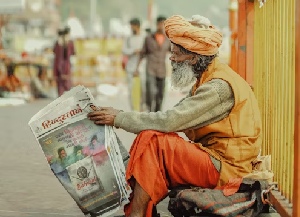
[124,130,220,217]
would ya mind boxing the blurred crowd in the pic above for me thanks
[0,54,55,101]
[0,15,174,113]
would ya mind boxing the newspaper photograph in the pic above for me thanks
[28,85,131,217]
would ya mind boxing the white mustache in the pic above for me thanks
[171,61,182,69]
[171,61,196,90]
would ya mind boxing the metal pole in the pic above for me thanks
[0,15,3,50]
[148,0,153,27]
[228,0,238,72]
[237,0,246,79]
[90,0,96,36]
[0,15,9,50]
[293,0,300,215]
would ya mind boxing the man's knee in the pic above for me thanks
[136,130,157,137]
[137,130,176,140]
[136,130,178,151]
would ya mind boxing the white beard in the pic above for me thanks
[171,61,197,90]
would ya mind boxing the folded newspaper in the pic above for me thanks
[28,85,131,217]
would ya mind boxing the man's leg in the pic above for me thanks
[57,78,69,96]
[61,80,68,96]
[145,73,156,112]
[126,70,134,110]
[125,130,220,217]
[65,77,72,92]
[154,77,165,112]
[57,79,64,96]
[139,69,147,111]
[128,181,150,217]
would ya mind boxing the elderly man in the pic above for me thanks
[88,15,261,217]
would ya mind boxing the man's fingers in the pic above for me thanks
[99,107,112,111]
[94,118,113,126]
[87,108,115,126]
[87,111,100,117]
[95,120,108,125]
[89,114,105,121]
[87,111,106,117]
[87,107,113,117]
[94,120,104,125]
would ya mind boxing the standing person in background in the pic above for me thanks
[122,18,146,111]
[53,26,75,96]
[135,16,171,112]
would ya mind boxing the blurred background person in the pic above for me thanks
[145,28,152,35]
[135,16,171,112]
[0,57,25,97]
[30,65,52,99]
[122,18,146,111]
[53,26,76,97]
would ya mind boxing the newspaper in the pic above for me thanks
[28,85,131,217]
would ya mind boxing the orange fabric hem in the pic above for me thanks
[124,130,220,217]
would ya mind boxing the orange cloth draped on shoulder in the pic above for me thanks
[124,130,220,217]
[155,33,165,46]
[164,15,223,56]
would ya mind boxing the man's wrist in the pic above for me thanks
[114,110,124,128]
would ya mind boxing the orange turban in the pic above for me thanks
[164,15,223,56]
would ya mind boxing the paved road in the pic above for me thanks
[0,84,183,217]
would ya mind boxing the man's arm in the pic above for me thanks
[53,42,58,78]
[134,37,148,75]
[122,37,135,56]
[114,79,234,134]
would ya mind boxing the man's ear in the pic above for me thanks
[189,55,198,65]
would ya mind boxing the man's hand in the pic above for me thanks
[133,70,139,77]
[60,74,70,80]
[134,49,141,55]
[87,107,121,126]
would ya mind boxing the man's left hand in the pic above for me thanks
[87,107,121,126]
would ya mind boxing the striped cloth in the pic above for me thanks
[168,179,270,217]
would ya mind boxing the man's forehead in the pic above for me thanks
[171,44,180,52]
[171,44,194,56]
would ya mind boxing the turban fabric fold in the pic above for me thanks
[164,15,223,56]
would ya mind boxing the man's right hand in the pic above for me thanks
[60,74,70,80]
[134,49,141,55]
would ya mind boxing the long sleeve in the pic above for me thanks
[70,41,75,56]
[173,90,192,107]
[139,37,148,59]
[53,42,59,77]
[122,35,146,72]
[122,37,135,56]
[114,79,235,134]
